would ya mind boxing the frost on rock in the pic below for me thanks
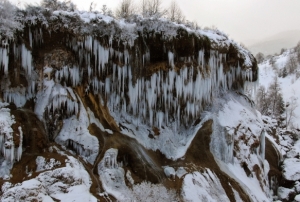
[1,156,97,202]
[98,148,130,201]
[181,169,230,202]
[0,103,23,178]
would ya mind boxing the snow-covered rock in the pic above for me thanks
[277,186,294,201]
[282,158,300,181]
[164,166,175,179]
[1,156,97,202]
[36,156,61,172]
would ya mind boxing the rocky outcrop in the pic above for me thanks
[0,4,273,202]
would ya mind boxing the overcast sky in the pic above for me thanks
[11,0,300,46]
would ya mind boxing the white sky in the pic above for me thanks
[11,0,300,46]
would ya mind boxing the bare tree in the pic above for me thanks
[140,0,166,18]
[295,41,300,63]
[89,1,96,12]
[255,52,264,64]
[167,1,184,23]
[286,96,298,129]
[256,85,268,115]
[101,5,113,16]
[267,77,281,117]
[286,53,298,74]
[280,48,287,54]
[115,0,136,19]
[41,0,77,11]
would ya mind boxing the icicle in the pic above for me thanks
[0,134,3,151]
[17,127,23,161]
[0,47,9,75]
[21,44,33,76]
[28,27,33,47]
[168,51,174,68]
[259,130,266,161]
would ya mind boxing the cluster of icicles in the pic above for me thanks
[66,35,254,127]
[1,39,36,107]
[46,93,79,118]
[2,28,254,129]
[66,139,93,157]
[0,126,23,163]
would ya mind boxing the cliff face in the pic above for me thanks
[0,5,275,202]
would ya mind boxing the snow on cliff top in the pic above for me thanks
[14,6,256,68]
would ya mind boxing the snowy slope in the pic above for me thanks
[257,48,300,201]
[259,50,300,125]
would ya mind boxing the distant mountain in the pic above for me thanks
[247,30,300,56]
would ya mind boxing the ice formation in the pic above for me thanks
[63,35,255,129]
[0,46,9,75]
[0,104,23,178]
[98,148,130,200]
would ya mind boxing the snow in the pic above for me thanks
[1,156,97,202]
[217,159,270,202]
[295,194,300,202]
[181,169,230,202]
[282,158,300,181]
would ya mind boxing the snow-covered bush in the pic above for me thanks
[0,0,22,40]
[131,181,178,202]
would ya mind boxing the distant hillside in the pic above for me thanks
[248,30,300,55]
